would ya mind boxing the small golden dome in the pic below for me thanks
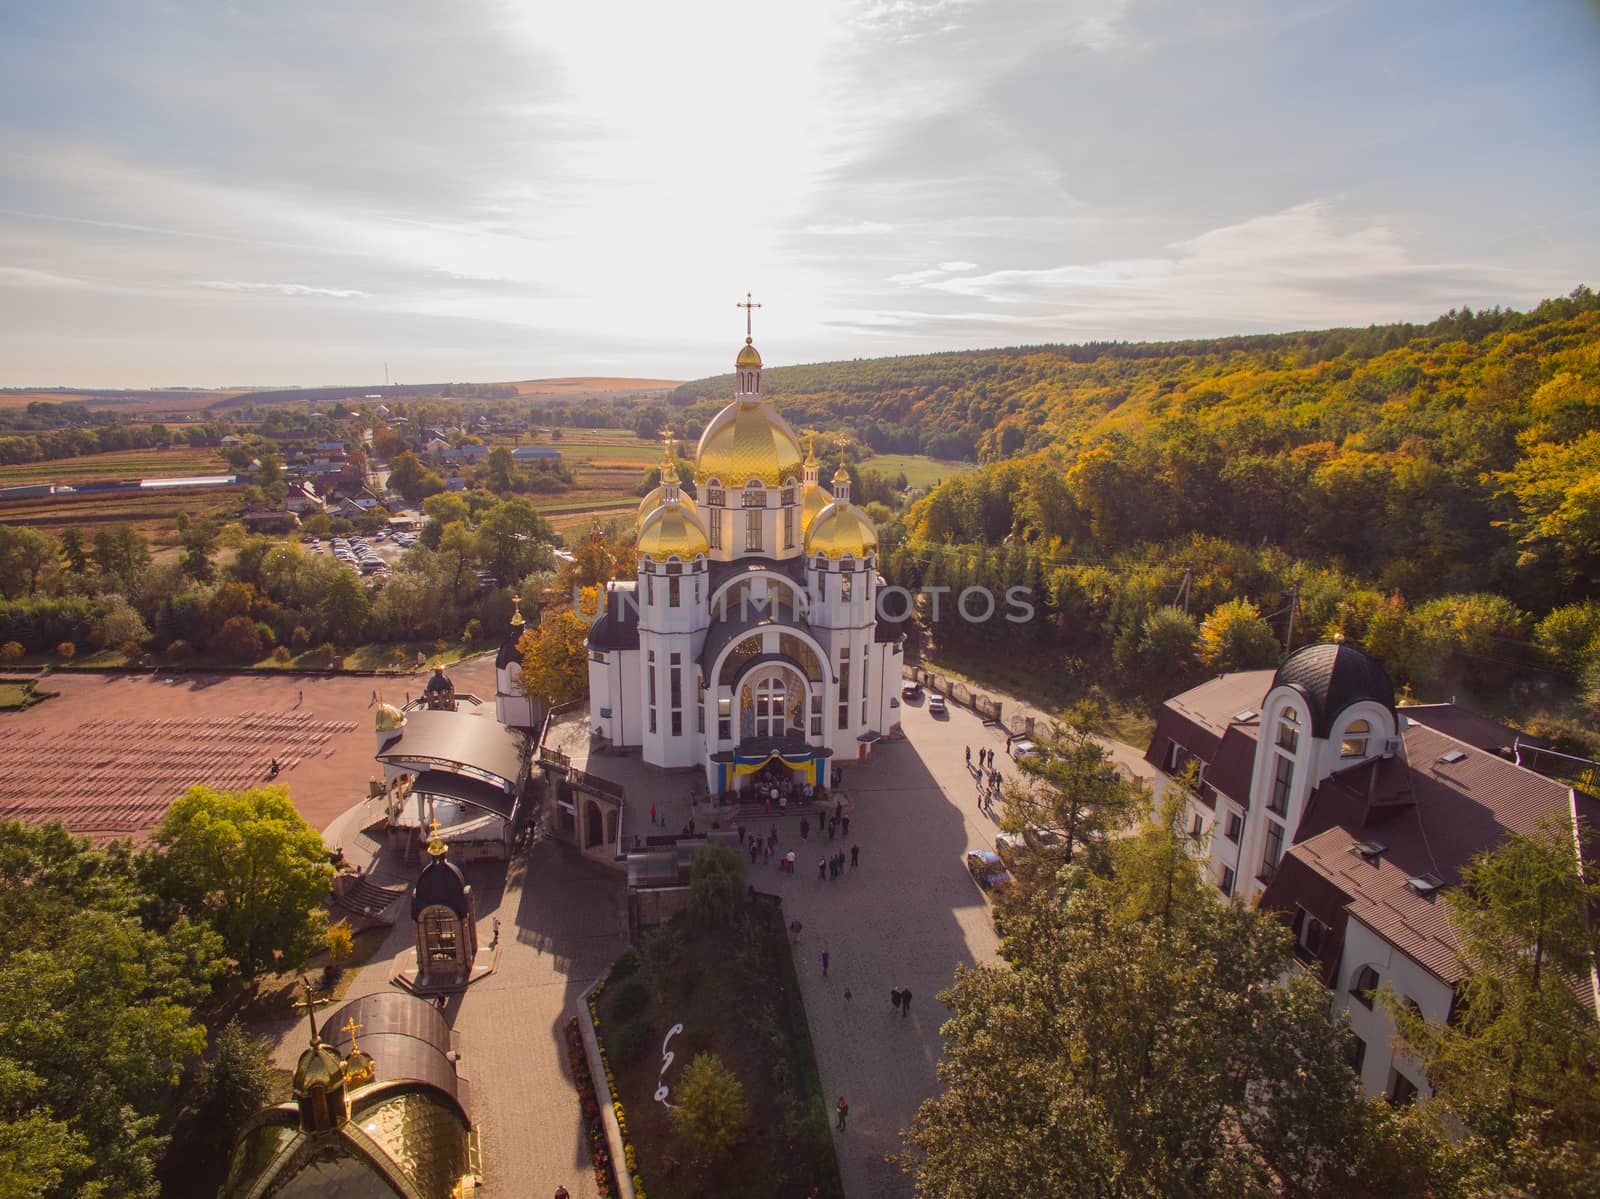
[375,703,406,732]
[800,481,829,533]
[736,339,763,370]
[833,463,851,485]
[637,503,710,559]
[695,399,804,487]
[293,1042,347,1095]
[805,503,879,559]
[343,1047,376,1088]
[637,484,699,525]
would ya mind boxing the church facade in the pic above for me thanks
[586,320,905,794]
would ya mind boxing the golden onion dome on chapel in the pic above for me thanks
[374,702,406,732]
[637,502,710,559]
[637,484,698,525]
[800,481,829,533]
[736,338,763,370]
[695,399,804,487]
[292,1041,348,1095]
[805,502,879,559]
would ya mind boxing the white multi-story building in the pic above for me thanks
[1145,641,1599,1101]
[586,322,905,793]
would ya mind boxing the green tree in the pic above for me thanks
[93,593,150,651]
[146,785,334,977]
[670,1052,747,1166]
[0,526,58,598]
[1000,725,1140,869]
[163,1018,275,1192]
[476,497,554,584]
[57,526,89,575]
[213,614,264,663]
[1137,604,1199,674]
[687,845,749,929]
[0,821,222,1199]
[319,569,371,644]
[485,445,517,492]
[179,520,218,584]
[1197,596,1281,671]
[91,524,151,589]
[1387,819,1600,1194]
[903,802,1413,1198]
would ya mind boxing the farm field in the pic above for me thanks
[511,377,678,399]
[0,387,245,414]
[864,452,974,488]
[2,445,230,484]
[0,485,244,541]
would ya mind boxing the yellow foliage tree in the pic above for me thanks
[519,594,594,705]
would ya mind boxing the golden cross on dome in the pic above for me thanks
[736,292,761,340]
[341,1016,364,1054]
[294,977,329,1043]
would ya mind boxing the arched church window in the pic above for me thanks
[1341,719,1371,758]
[753,677,786,739]
[707,485,725,507]
[742,484,765,507]
[777,633,823,681]
[781,484,796,505]
[1276,706,1300,753]
[719,635,765,687]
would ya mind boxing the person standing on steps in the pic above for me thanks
[836,1096,848,1130]
[901,987,912,1017]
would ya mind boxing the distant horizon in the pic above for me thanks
[4,282,1591,394]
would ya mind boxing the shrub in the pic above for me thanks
[290,625,310,647]
[609,946,641,983]
[462,618,483,643]
[270,646,292,664]
[669,1053,746,1166]
[325,919,354,964]
[56,641,75,660]
[610,1018,652,1064]
[606,978,651,1022]
[213,616,263,663]
[0,640,23,664]
[167,638,193,658]
[316,642,339,666]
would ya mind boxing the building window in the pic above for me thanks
[647,651,657,734]
[841,572,853,602]
[1296,909,1326,956]
[1276,707,1300,753]
[783,505,794,548]
[668,576,680,607]
[717,696,731,742]
[1190,812,1203,838]
[669,653,682,737]
[707,486,724,507]
[709,513,722,550]
[810,692,822,737]
[646,574,654,605]
[1259,820,1285,883]
[745,508,762,551]
[1341,718,1371,758]
[1350,965,1380,1008]
[1164,739,1187,773]
[742,485,765,508]
[838,648,851,729]
[754,677,785,739]
[1225,811,1243,842]
[1219,866,1235,897]
[782,485,795,505]
[1347,1035,1366,1075]
[1388,1072,1419,1107]
[1268,754,1294,816]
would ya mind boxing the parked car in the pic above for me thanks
[901,679,923,701]
[1009,738,1037,760]
[928,692,947,716]
[966,850,1011,893]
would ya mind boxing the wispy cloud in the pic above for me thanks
[0,266,91,289]
[195,280,371,299]
[803,222,895,236]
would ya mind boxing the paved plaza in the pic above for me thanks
[0,657,499,837]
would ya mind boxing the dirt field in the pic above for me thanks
[511,377,678,399]
[2,445,230,484]
[0,388,245,414]
[0,656,499,839]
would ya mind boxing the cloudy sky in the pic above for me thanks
[2,0,1597,387]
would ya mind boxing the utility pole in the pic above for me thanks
[1173,565,1194,616]
[1284,579,1300,652]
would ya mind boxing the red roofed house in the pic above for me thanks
[1145,641,1599,1103]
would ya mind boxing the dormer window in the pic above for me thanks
[1341,718,1371,758]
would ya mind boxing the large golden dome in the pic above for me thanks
[800,481,829,533]
[637,502,710,559]
[805,503,878,559]
[637,484,699,525]
[695,400,804,487]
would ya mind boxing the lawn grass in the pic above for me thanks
[864,452,975,489]
[0,681,40,709]
[596,900,842,1199]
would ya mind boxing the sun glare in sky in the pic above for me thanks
[0,0,1596,386]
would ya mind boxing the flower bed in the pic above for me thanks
[566,1015,622,1198]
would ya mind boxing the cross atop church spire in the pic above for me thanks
[736,291,761,343]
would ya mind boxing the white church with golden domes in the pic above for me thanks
[586,314,905,795]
